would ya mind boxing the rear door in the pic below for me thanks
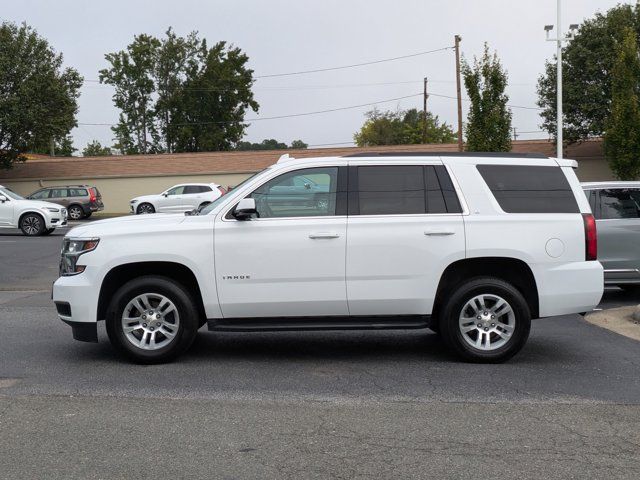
[593,188,640,282]
[345,162,465,315]
[48,188,69,208]
[182,185,208,210]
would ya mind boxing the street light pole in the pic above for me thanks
[545,0,578,160]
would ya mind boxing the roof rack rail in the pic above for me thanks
[342,151,548,159]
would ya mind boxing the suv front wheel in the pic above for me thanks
[106,276,199,364]
[19,213,45,236]
[438,277,531,363]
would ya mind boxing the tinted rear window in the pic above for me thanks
[477,165,579,213]
[351,165,462,215]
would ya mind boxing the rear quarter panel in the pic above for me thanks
[446,158,602,317]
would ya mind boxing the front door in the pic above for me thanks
[159,185,185,212]
[214,166,348,318]
[346,163,466,315]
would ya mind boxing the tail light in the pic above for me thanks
[218,186,227,195]
[89,188,97,203]
[582,213,597,261]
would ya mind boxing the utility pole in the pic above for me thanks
[423,77,429,144]
[512,127,518,141]
[50,137,55,157]
[545,0,579,159]
[454,35,463,152]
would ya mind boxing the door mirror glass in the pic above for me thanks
[233,197,257,220]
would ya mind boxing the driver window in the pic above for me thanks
[249,167,338,218]
[166,186,185,196]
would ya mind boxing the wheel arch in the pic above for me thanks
[67,203,85,213]
[136,201,156,213]
[433,257,539,319]
[97,261,206,324]
[18,209,46,227]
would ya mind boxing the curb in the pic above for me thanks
[585,306,640,341]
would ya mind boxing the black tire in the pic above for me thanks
[136,203,155,214]
[42,228,55,236]
[19,213,45,236]
[198,202,211,211]
[84,212,92,219]
[438,277,531,363]
[105,276,199,364]
[68,204,84,220]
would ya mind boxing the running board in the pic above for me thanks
[207,315,431,332]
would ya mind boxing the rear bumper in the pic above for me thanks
[536,261,604,317]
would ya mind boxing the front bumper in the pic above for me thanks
[47,208,68,228]
[53,270,100,342]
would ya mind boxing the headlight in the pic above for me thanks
[60,238,99,276]
[42,207,60,213]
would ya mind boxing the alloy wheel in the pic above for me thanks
[68,206,83,220]
[22,216,41,235]
[458,294,515,351]
[121,293,180,351]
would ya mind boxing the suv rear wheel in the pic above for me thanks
[68,205,84,220]
[19,213,45,236]
[105,276,199,364]
[438,277,531,363]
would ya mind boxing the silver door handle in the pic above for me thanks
[309,232,341,239]
[424,230,455,236]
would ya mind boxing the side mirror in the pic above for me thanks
[162,193,169,197]
[0,194,7,203]
[233,198,257,220]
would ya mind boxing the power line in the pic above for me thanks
[428,92,543,111]
[255,46,454,78]
[77,92,423,127]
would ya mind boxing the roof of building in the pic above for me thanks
[0,138,604,181]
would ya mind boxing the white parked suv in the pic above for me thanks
[0,185,68,236]
[130,183,225,214]
[53,153,603,364]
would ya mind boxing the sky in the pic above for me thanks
[1,0,628,153]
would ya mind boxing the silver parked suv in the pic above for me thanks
[27,185,104,220]
[582,182,640,290]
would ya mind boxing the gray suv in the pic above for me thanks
[27,185,104,220]
[582,182,640,290]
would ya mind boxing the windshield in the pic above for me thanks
[199,171,266,215]
[0,187,24,200]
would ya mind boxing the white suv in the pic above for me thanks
[0,185,68,236]
[130,183,225,214]
[53,153,603,363]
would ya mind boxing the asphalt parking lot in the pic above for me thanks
[1,223,640,479]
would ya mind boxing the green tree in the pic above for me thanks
[236,139,288,151]
[30,134,76,157]
[82,140,112,157]
[537,4,639,144]
[99,34,159,154]
[0,22,82,169]
[462,44,512,152]
[604,28,640,180]
[100,29,258,154]
[354,108,455,146]
[290,139,308,149]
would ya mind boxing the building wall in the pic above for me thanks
[3,173,254,214]
[0,139,616,214]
